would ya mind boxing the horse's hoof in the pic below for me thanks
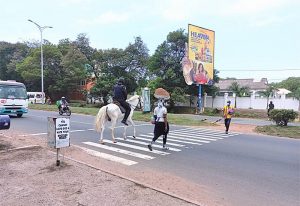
[113,141,117,143]
[100,141,105,144]
[133,136,136,139]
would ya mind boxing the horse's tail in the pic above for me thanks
[95,106,108,132]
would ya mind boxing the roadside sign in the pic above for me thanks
[47,117,70,148]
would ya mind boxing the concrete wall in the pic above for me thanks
[175,95,299,111]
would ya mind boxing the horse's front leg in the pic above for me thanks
[111,119,117,143]
[128,118,136,138]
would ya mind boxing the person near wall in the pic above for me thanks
[148,99,169,151]
[223,100,234,134]
[268,101,274,117]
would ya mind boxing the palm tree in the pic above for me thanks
[259,85,275,109]
[228,82,250,108]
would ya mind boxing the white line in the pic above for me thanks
[170,132,225,140]
[18,132,47,136]
[169,132,218,141]
[172,130,236,137]
[83,142,154,160]
[75,146,137,166]
[110,141,170,155]
[166,135,210,143]
[175,127,240,135]
[139,134,203,145]
[128,136,185,147]
[115,138,181,152]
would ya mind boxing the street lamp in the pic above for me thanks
[28,19,53,104]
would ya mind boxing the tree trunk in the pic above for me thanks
[234,96,237,108]
[266,97,269,109]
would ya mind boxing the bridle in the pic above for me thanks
[129,96,142,110]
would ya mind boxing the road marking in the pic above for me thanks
[175,127,240,135]
[75,146,137,166]
[115,138,182,152]
[127,136,186,147]
[106,141,170,155]
[167,132,220,141]
[166,135,211,143]
[18,132,47,136]
[83,142,154,160]
[170,132,224,140]
[139,134,203,145]
[172,130,235,138]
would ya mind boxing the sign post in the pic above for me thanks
[47,117,70,166]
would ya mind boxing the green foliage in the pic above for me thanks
[275,77,300,94]
[269,109,298,126]
[259,85,276,109]
[228,82,250,108]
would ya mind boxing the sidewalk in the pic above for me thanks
[0,132,219,206]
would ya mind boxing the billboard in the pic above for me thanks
[182,24,215,85]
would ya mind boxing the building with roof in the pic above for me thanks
[215,78,268,96]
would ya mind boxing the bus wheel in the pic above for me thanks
[17,114,23,118]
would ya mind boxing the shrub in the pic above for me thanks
[269,109,298,126]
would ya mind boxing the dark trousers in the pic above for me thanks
[224,118,231,132]
[119,100,131,121]
[152,122,169,144]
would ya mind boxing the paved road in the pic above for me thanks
[5,110,300,206]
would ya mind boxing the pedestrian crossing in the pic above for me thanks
[76,128,240,166]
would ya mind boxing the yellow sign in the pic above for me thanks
[182,24,215,85]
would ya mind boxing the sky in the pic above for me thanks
[1,0,300,83]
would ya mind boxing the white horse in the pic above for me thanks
[95,95,143,144]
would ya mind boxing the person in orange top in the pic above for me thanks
[223,100,234,134]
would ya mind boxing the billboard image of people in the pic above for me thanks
[182,24,215,85]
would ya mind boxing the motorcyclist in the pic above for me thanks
[113,77,131,126]
[57,97,69,111]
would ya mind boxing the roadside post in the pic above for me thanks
[47,117,70,166]
[142,87,151,113]
[0,115,10,130]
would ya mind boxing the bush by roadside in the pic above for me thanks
[269,109,298,126]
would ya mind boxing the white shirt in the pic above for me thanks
[154,106,167,122]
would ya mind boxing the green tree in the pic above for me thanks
[292,87,300,112]
[17,44,88,100]
[206,85,220,108]
[275,77,300,94]
[228,82,250,108]
[0,41,29,81]
[259,85,276,109]
[148,29,188,108]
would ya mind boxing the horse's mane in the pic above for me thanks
[127,95,139,102]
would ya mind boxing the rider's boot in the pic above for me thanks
[121,119,128,126]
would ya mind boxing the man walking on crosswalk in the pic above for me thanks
[148,99,169,151]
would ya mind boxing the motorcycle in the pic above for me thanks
[59,104,71,116]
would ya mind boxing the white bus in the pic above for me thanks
[0,80,28,117]
[27,92,45,104]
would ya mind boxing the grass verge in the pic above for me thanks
[255,125,300,139]
[29,104,212,127]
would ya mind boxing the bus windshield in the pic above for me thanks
[0,85,27,99]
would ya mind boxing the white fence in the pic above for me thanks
[175,95,300,111]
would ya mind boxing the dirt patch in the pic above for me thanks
[0,134,220,206]
[200,123,257,134]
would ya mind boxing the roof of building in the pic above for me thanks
[276,88,291,95]
[216,78,268,91]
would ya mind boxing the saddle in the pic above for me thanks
[113,101,126,114]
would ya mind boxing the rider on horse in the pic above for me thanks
[113,77,131,126]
